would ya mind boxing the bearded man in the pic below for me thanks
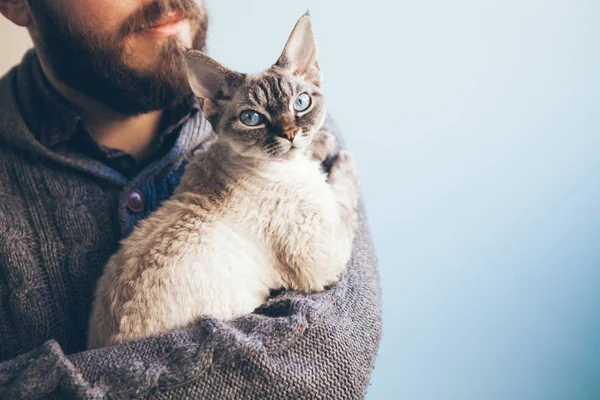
[0,1,381,398]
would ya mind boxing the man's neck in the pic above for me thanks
[40,62,164,162]
[82,108,164,162]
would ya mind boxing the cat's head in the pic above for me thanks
[184,14,326,159]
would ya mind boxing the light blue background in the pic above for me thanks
[206,1,600,398]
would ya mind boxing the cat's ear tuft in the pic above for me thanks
[184,50,240,102]
[276,14,321,85]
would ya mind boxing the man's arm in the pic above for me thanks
[0,117,382,399]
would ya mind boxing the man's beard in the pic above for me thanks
[28,0,208,115]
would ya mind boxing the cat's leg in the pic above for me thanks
[308,151,360,285]
[309,130,337,163]
[276,151,360,292]
[328,150,360,233]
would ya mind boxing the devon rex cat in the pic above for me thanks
[88,14,359,349]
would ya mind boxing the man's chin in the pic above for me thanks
[96,58,190,114]
[88,79,189,116]
[123,37,186,69]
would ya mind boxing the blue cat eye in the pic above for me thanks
[293,93,311,112]
[239,110,264,126]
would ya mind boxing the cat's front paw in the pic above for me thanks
[329,150,360,188]
[310,130,338,163]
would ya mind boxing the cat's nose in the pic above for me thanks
[278,127,298,141]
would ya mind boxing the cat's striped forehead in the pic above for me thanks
[245,70,299,110]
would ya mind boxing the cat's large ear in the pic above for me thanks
[184,50,241,100]
[184,50,243,127]
[276,13,321,85]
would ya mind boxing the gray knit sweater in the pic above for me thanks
[0,53,382,399]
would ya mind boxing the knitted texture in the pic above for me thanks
[0,53,382,399]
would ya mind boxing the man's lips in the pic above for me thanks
[142,13,187,37]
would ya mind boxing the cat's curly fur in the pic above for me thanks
[88,15,359,349]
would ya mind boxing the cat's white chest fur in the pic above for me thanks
[87,142,359,349]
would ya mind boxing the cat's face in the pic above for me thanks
[211,67,326,159]
[185,14,325,160]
